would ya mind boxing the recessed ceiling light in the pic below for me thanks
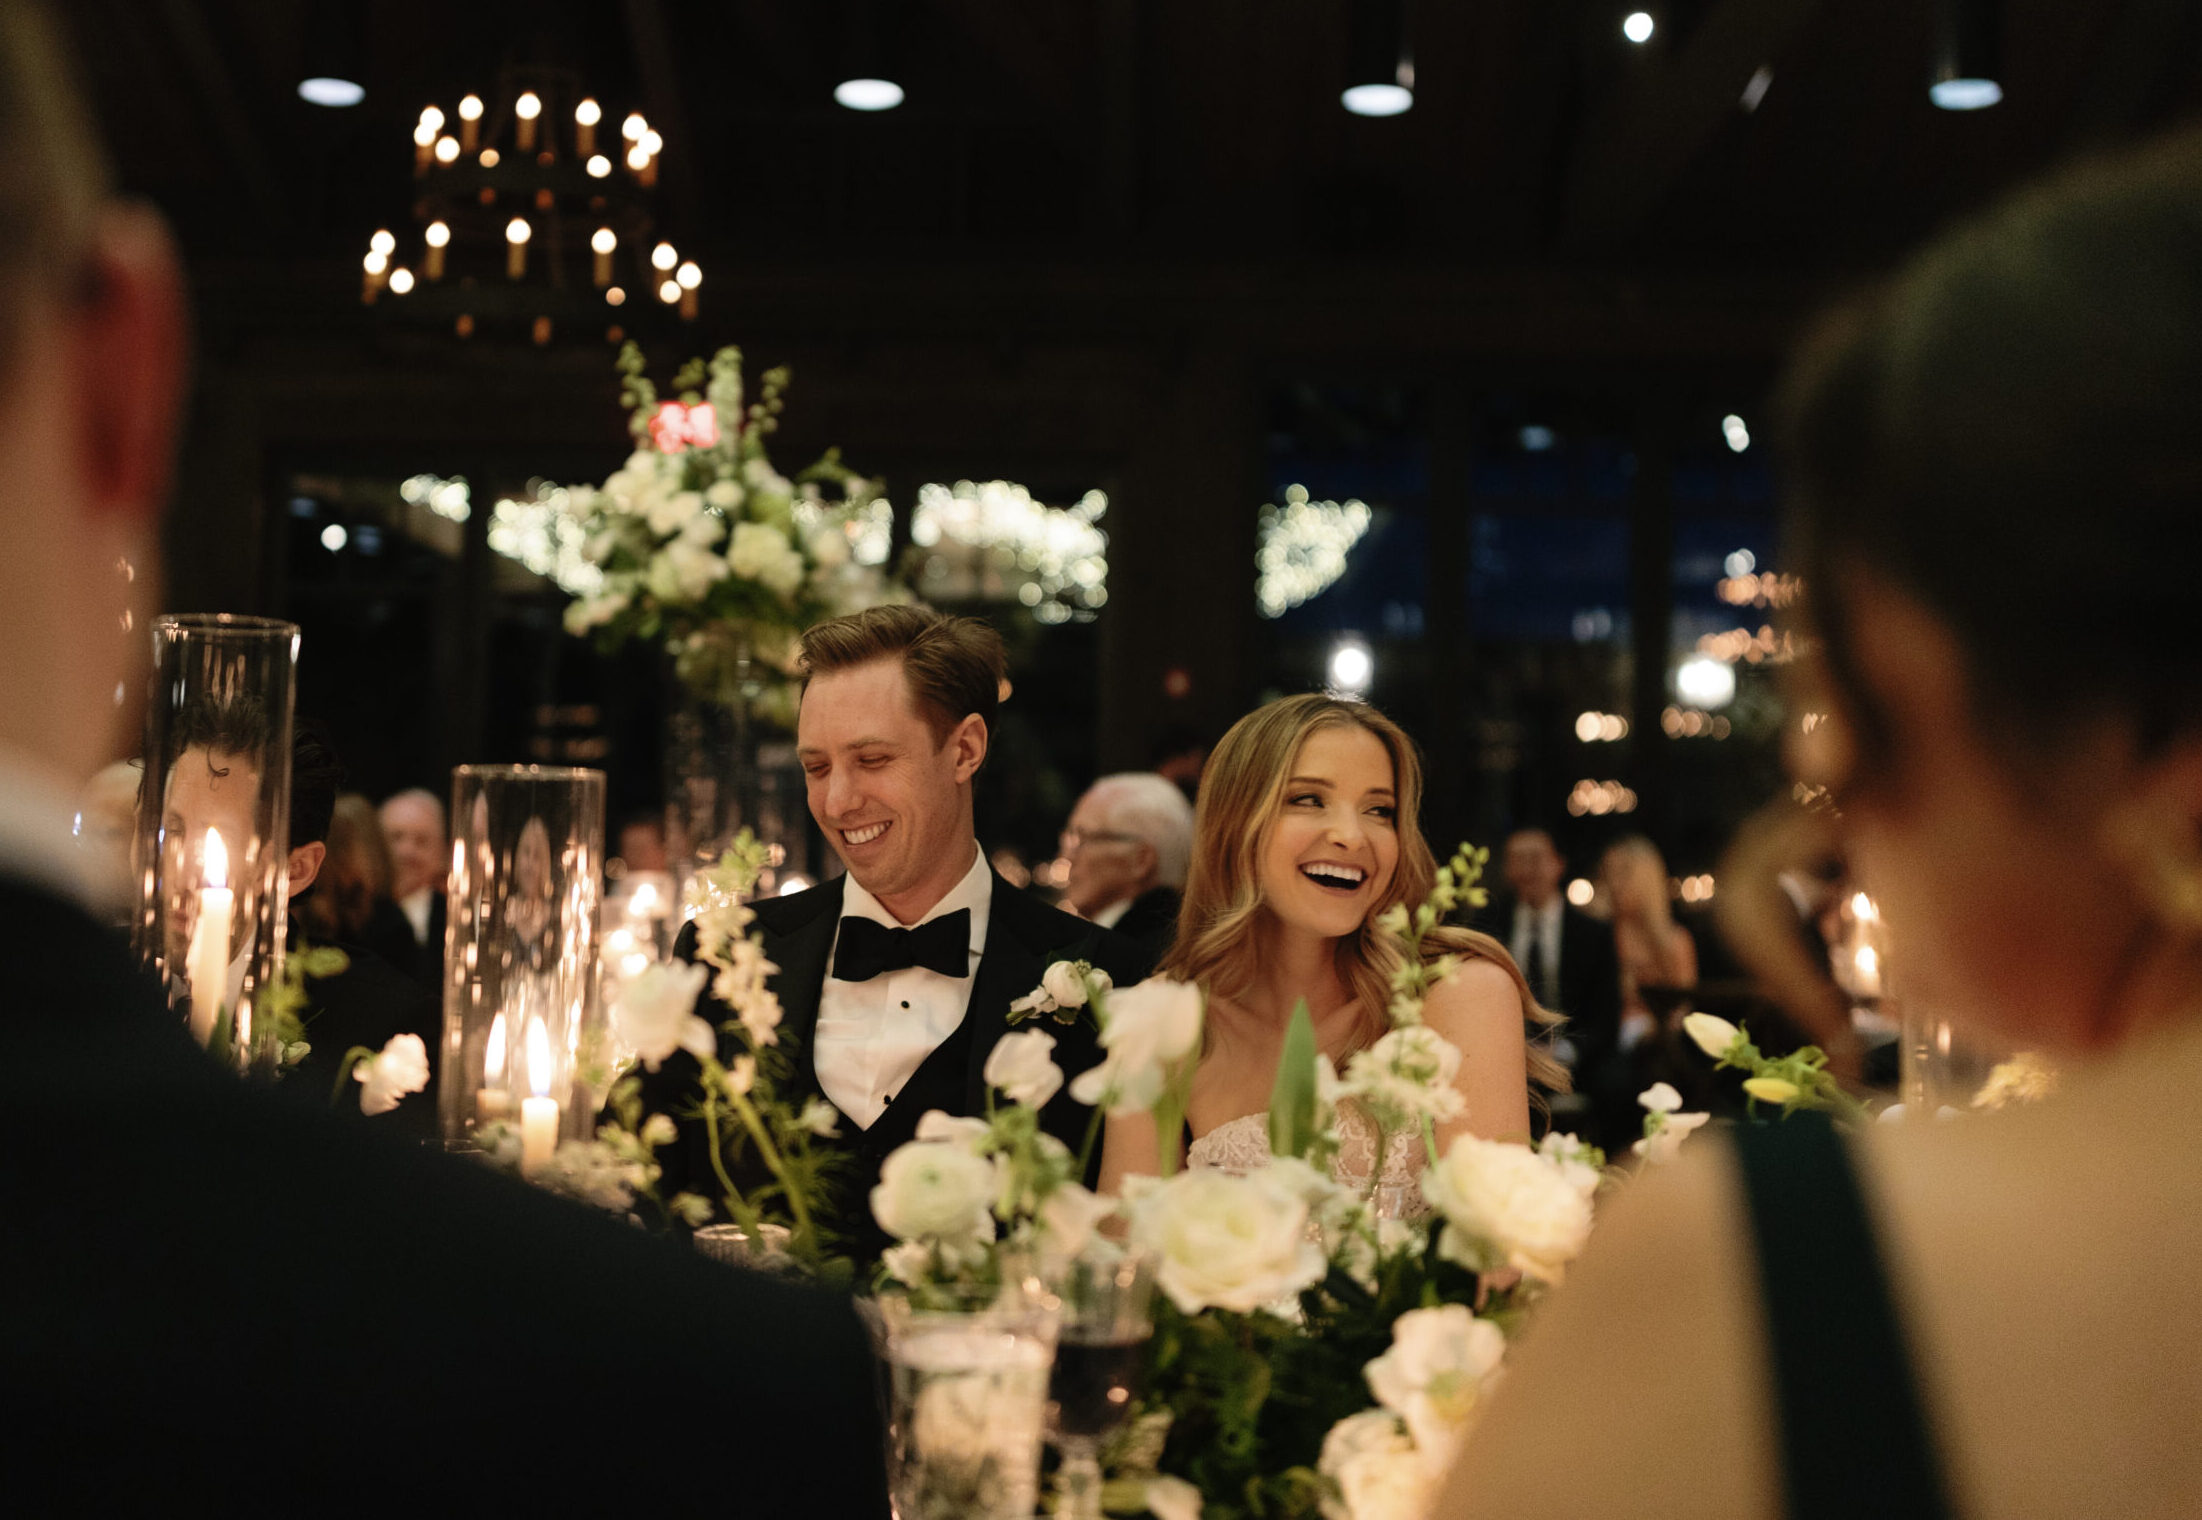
[298,77,365,108]
[1622,11,1656,43]
[1930,77,2002,110]
[1341,83,1413,117]
[834,78,904,111]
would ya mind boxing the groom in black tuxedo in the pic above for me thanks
[650,606,1151,1260]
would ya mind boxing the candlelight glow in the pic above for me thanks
[639,130,663,156]
[1856,945,1881,982]
[412,121,436,148]
[675,260,701,290]
[574,98,601,126]
[389,267,415,294]
[625,145,649,172]
[485,1011,507,1079]
[526,1016,551,1099]
[479,148,501,167]
[370,228,396,256]
[586,154,611,178]
[658,278,680,304]
[590,226,617,255]
[506,217,531,246]
[425,220,451,248]
[363,249,388,275]
[651,241,677,271]
[515,91,542,121]
[629,880,659,914]
[1852,892,1878,922]
[606,286,626,306]
[458,95,483,122]
[419,105,445,134]
[203,828,229,889]
[622,112,647,140]
[433,136,459,164]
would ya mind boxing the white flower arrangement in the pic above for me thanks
[352,1032,430,1116]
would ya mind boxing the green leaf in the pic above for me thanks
[1266,999,1320,1161]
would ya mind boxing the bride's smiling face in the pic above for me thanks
[1256,724,1401,941]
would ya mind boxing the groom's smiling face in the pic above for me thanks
[798,656,987,921]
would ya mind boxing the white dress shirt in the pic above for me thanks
[1511,897,1565,996]
[1091,896,1132,930]
[813,844,992,1131]
[0,744,100,914]
[400,886,435,945]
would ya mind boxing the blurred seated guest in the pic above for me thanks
[1439,130,2202,1520]
[1600,834,1698,1047]
[1150,722,1210,805]
[0,7,885,1505]
[378,786,446,984]
[282,735,440,1139]
[616,809,669,874]
[1061,771,1196,956]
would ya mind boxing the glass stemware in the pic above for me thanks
[1042,1251,1157,1520]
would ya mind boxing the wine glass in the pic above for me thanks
[1043,1250,1157,1520]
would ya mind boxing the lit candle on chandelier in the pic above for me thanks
[424,220,449,280]
[412,119,436,174]
[361,248,388,305]
[186,828,234,1046]
[637,128,662,187]
[505,216,531,280]
[676,260,700,320]
[574,97,601,157]
[514,91,542,152]
[590,226,616,287]
[477,1010,511,1122]
[458,94,483,151]
[519,1015,559,1175]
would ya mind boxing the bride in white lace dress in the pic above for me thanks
[1098,695,1566,1200]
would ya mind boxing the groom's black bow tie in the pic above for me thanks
[832,910,972,983]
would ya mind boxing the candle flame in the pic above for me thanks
[629,881,658,915]
[1857,946,1881,980]
[526,1016,552,1099]
[1851,892,1878,922]
[485,1011,507,1079]
[203,828,228,889]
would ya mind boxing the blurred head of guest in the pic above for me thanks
[617,811,669,874]
[280,722,341,901]
[795,605,1004,923]
[1062,772,1195,925]
[1503,827,1567,911]
[379,788,446,903]
[296,796,396,943]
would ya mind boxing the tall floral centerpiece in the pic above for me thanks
[558,343,911,879]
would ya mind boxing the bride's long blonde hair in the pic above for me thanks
[1160,694,1569,1095]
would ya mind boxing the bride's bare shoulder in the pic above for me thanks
[1420,953,1525,1029]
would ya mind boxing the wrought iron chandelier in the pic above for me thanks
[358,65,705,345]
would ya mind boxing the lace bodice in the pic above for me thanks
[1187,1108,1425,1194]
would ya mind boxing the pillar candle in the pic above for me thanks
[187,828,234,1045]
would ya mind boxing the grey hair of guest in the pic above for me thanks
[1084,772,1196,891]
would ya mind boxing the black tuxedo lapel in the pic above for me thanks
[753,877,843,1095]
[959,876,1050,1116]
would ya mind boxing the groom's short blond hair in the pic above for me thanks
[798,605,1007,749]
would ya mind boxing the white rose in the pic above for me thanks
[914,1110,992,1150]
[1684,1011,1743,1059]
[1342,1025,1466,1128]
[1042,959,1096,1010]
[1422,1135,1595,1285]
[1363,1305,1507,1465]
[1127,1167,1326,1314]
[983,1028,1064,1109]
[705,478,744,510]
[1145,1475,1203,1520]
[1067,977,1203,1116]
[610,960,716,1072]
[872,1139,999,1243]
[355,1032,430,1116]
[1317,1410,1436,1520]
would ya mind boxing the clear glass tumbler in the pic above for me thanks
[874,1281,1060,1520]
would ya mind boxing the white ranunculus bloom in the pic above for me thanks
[1067,977,1202,1116]
[1318,1410,1435,1520]
[1042,959,1099,1009]
[1683,1011,1743,1059]
[983,1028,1064,1109]
[1363,1305,1507,1465]
[355,1032,430,1116]
[1144,1475,1203,1520]
[914,1109,992,1150]
[1639,1081,1683,1114]
[1422,1135,1595,1285]
[1633,1109,1711,1164]
[1127,1167,1327,1314]
[871,1138,999,1243]
[611,960,716,1072]
[1343,1025,1467,1128]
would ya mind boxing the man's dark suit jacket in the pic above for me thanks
[648,870,1153,1262]
[1108,885,1182,962]
[1478,894,1625,1074]
[0,876,886,1513]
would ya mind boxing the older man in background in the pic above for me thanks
[1060,771,1195,957]
[378,785,445,959]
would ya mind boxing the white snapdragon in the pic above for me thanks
[355,1032,430,1116]
[982,1028,1065,1109]
[610,960,716,1072]
[871,1134,999,1246]
[1684,1011,1743,1060]
[1126,1167,1327,1314]
[1421,1134,1595,1285]
[1341,1025,1466,1130]
[914,1110,992,1149]
[1362,1305,1506,1466]
[1633,1083,1711,1164]
[1066,977,1202,1116]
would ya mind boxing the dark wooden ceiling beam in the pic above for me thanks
[152,0,285,234]
[621,0,704,239]
[1557,0,1828,257]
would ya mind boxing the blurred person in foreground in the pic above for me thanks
[1439,134,2202,1520]
[0,5,883,1508]
[1060,770,1196,957]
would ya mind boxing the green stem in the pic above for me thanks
[701,1090,767,1239]
[728,1084,814,1242]
[1075,1099,1107,1181]
[1421,1112,1440,1170]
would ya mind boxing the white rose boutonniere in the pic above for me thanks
[982,1028,1065,1109]
[610,960,717,1072]
[1008,958,1109,1026]
[355,1032,430,1116]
